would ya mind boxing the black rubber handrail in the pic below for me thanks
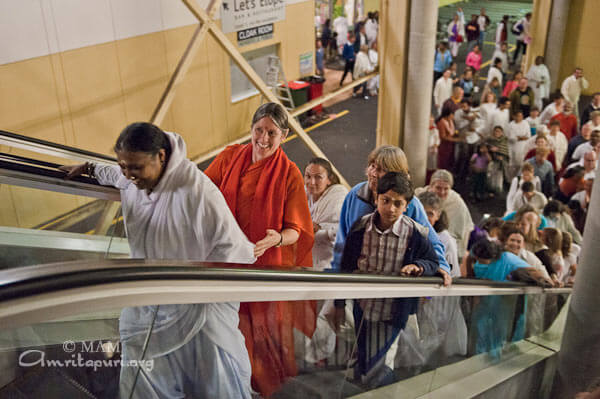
[0,259,530,302]
[0,129,116,162]
[0,152,99,185]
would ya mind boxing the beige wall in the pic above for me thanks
[0,1,315,229]
[559,0,599,95]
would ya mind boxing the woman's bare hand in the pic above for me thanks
[58,163,87,179]
[254,229,281,258]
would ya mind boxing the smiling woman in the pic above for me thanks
[204,102,315,397]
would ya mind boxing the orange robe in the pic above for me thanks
[205,144,315,397]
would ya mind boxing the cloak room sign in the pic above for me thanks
[237,23,274,45]
[221,0,286,34]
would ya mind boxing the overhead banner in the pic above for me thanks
[221,0,286,33]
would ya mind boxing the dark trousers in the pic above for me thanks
[433,71,443,83]
[340,59,355,85]
[354,82,367,95]
[513,40,527,63]
[473,171,488,199]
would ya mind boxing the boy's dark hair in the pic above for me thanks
[543,200,564,216]
[500,226,523,244]
[472,239,503,261]
[498,96,510,106]
[377,171,414,201]
[494,57,502,66]
[530,106,540,112]
[521,181,534,193]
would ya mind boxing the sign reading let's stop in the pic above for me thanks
[220,0,286,33]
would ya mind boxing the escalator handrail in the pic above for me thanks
[0,259,570,303]
[0,129,116,163]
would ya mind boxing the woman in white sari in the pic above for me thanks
[61,123,256,399]
[304,158,348,271]
[526,56,551,110]
[298,158,349,363]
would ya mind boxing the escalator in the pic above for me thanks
[0,130,572,398]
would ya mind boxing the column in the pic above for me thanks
[375,0,437,187]
[402,0,438,187]
[544,0,570,92]
[551,164,600,398]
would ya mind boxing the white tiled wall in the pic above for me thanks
[0,0,310,65]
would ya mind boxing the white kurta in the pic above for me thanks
[479,103,497,137]
[333,16,348,53]
[507,191,548,214]
[526,64,551,109]
[548,131,568,167]
[434,77,453,113]
[486,66,503,86]
[365,18,378,45]
[506,175,542,211]
[490,108,510,135]
[540,102,561,126]
[561,75,590,111]
[308,184,348,271]
[507,120,531,169]
[96,132,256,399]
[492,49,509,73]
[572,141,593,161]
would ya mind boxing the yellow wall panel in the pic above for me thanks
[9,186,81,229]
[70,101,128,154]
[0,185,19,227]
[559,0,599,95]
[0,56,67,144]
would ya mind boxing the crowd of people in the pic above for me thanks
[317,11,380,99]
[54,7,596,398]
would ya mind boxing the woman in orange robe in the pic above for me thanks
[205,102,315,397]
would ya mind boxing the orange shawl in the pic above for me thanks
[205,143,315,397]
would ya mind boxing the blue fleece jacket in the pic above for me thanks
[331,181,451,273]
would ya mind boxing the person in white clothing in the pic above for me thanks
[507,180,548,214]
[367,42,379,95]
[547,119,568,167]
[540,94,564,125]
[333,15,349,54]
[507,110,531,179]
[492,43,509,74]
[506,163,542,211]
[490,97,511,135]
[415,170,473,258]
[572,131,599,161]
[364,12,378,46]
[304,158,348,271]
[61,123,256,398]
[434,69,454,116]
[353,44,374,99]
[479,92,498,138]
[561,67,590,120]
[526,56,551,110]
[487,58,504,87]
[526,107,542,135]
[447,13,465,58]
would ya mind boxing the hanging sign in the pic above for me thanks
[221,0,286,34]
[237,23,274,45]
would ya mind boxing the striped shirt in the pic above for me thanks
[357,214,413,321]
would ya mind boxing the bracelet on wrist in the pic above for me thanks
[86,162,96,178]
[275,232,283,247]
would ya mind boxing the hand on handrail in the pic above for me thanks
[58,163,88,179]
